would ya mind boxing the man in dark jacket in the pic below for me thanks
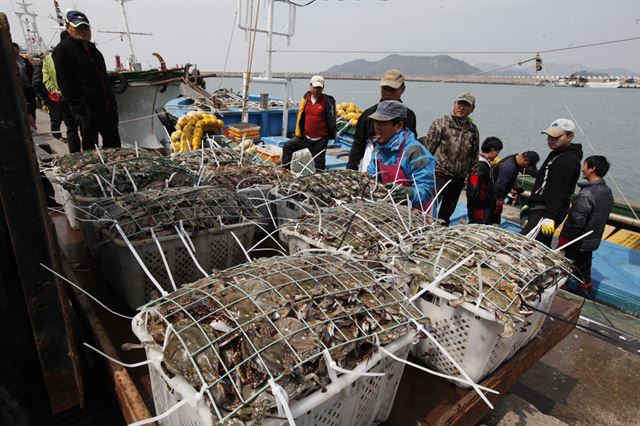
[423,92,480,226]
[53,10,121,150]
[559,155,614,293]
[12,42,36,126]
[346,69,417,171]
[282,75,336,171]
[467,136,502,224]
[521,118,583,246]
[490,150,540,224]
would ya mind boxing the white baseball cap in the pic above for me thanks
[310,75,325,88]
[542,118,576,137]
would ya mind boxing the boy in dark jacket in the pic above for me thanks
[559,155,614,293]
[467,137,502,224]
[490,151,539,224]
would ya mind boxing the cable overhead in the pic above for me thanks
[273,36,640,54]
[285,0,318,6]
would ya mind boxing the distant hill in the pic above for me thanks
[324,54,482,76]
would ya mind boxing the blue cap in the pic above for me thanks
[369,100,407,121]
[65,10,90,28]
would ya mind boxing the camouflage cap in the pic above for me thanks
[379,69,405,89]
[369,100,408,121]
[455,92,476,106]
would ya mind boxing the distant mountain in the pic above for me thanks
[324,54,482,76]
[475,61,638,77]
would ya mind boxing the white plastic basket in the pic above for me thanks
[411,279,565,385]
[237,185,278,232]
[133,322,412,426]
[99,223,255,310]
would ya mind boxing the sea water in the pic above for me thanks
[206,77,640,201]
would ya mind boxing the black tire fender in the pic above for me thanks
[107,71,128,94]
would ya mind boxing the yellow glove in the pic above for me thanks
[540,218,555,236]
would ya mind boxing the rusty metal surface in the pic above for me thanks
[0,13,82,413]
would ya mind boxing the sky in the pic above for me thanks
[5,0,640,74]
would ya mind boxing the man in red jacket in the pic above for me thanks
[282,75,336,171]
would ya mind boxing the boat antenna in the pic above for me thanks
[14,0,48,57]
[95,0,152,71]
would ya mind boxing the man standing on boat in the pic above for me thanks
[520,119,583,246]
[282,75,336,171]
[53,10,121,150]
[346,69,417,172]
[423,92,480,225]
[367,100,435,210]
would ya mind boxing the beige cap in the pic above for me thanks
[455,92,476,106]
[379,69,405,89]
[310,75,325,88]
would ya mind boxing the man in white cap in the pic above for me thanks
[53,9,121,151]
[282,75,336,171]
[347,69,417,171]
[520,118,583,246]
[423,92,480,226]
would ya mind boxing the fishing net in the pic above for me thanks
[60,157,198,198]
[281,201,439,256]
[133,252,427,424]
[383,224,573,336]
[90,186,259,241]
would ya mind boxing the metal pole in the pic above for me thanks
[265,0,274,80]
[117,0,137,68]
[282,77,290,137]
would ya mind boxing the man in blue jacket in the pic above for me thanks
[367,101,435,210]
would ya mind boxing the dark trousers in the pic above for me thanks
[520,208,559,248]
[47,100,62,138]
[80,109,121,151]
[23,87,37,120]
[282,136,329,171]
[565,248,593,284]
[59,102,82,153]
[435,175,465,226]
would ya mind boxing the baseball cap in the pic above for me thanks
[522,151,540,170]
[542,118,576,137]
[65,10,90,28]
[379,69,405,89]
[369,100,408,121]
[455,92,476,106]
[310,75,325,88]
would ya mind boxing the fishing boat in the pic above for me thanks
[585,78,621,88]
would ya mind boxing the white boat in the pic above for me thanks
[585,78,621,88]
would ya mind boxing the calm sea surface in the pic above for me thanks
[206,77,640,201]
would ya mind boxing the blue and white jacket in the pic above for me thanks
[367,128,436,208]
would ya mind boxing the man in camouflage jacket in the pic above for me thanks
[422,92,480,225]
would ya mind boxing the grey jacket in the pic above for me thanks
[560,180,613,252]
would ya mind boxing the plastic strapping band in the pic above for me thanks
[322,349,385,378]
[115,223,168,297]
[525,219,542,239]
[230,231,252,263]
[39,263,133,320]
[554,230,594,252]
[408,254,474,303]
[123,166,138,192]
[390,194,411,236]
[83,342,155,368]
[95,145,105,164]
[425,178,451,214]
[94,174,108,198]
[433,243,445,277]
[110,164,117,197]
[165,172,177,189]
[268,379,296,426]
[378,347,499,394]
[150,228,177,291]
[411,319,494,409]
[475,263,484,311]
[135,142,139,157]
[126,385,206,426]
[173,225,209,277]
[179,220,197,252]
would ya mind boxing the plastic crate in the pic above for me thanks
[411,279,565,385]
[98,223,255,310]
[226,123,261,142]
[237,185,278,232]
[135,330,412,426]
[269,187,316,224]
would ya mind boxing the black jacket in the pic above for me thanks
[529,143,583,222]
[560,180,613,251]
[53,38,117,115]
[31,61,48,99]
[467,155,496,211]
[346,99,417,170]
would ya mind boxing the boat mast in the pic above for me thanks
[14,0,48,56]
[238,0,296,135]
